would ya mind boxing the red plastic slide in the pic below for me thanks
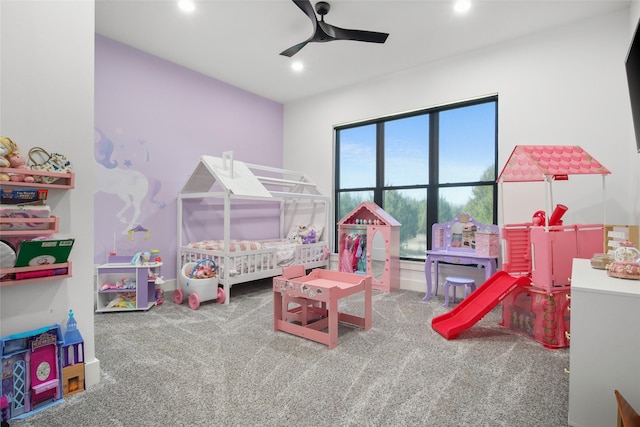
[431,271,531,339]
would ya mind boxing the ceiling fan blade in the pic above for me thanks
[280,1,317,57]
[320,22,389,44]
[280,40,310,57]
[292,0,317,25]
[280,0,389,56]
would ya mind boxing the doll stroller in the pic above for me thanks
[175,258,225,309]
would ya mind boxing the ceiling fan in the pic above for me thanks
[280,0,389,57]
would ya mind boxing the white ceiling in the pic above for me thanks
[95,0,630,104]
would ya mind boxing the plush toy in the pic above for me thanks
[192,264,217,279]
[0,137,19,181]
[302,229,317,244]
[8,153,35,183]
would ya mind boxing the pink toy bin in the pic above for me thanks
[175,259,224,310]
[501,285,571,349]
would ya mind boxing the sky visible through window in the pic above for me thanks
[339,102,496,205]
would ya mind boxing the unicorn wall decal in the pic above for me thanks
[95,130,150,233]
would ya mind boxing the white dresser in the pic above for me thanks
[568,258,640,427]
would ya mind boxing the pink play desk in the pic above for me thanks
[273,269,372,349]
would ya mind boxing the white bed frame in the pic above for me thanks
[177,151,330,304]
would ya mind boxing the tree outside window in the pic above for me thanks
[335,96,498,260]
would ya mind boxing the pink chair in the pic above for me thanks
[442,276,476,307]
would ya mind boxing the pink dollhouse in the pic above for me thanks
[1,325,64,420]
[337,202,401,292]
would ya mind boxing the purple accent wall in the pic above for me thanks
[95,35,283,279]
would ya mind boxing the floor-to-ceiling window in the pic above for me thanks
[335,95,498,260]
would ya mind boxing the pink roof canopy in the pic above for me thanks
[497,145,611,182]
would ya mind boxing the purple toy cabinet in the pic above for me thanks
[337,202,401,292]
[95,255,162,312]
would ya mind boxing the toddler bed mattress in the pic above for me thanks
[188,239,263,252]
[183,238,328,277]
[187,239,304,266]
[0,205,52,231]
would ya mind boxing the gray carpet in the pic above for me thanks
[10,280,570,426]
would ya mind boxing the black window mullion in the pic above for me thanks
[375,122,384,206]
[426,112,439,249]
[335,96,498,259]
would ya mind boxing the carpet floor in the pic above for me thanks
[10,279,570,426]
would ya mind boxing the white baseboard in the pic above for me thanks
[85,357,101,387]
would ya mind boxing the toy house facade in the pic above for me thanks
[1,325,64,420]
[337,202,401,292]
[61,310,85,397]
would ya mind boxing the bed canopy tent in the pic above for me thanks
[178,151,329,241]
[497,145,611,229]
[177,151,330,304]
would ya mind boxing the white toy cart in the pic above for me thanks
[175,258,225,310]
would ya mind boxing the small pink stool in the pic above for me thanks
[442,276,476,307]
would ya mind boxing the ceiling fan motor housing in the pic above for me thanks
[315,2,330,16]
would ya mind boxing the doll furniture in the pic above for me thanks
[423,213,499,301]
[178,152,330,304]
[95,255,162,312]
[273,268,372,349]
[278,264,326,325]
[337,202,400,292]
[442,276,476,307]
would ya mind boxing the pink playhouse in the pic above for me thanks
[497,145,611,347]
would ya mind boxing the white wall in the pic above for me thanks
[0,1,99,386]
[283,9,635,292]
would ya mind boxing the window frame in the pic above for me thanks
[334,95,499,260]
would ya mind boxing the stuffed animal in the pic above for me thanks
[8,153,35,183]
[0,136,19,181]
[192,264,217,279]
[302,229,317,244]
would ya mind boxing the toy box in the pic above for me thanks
[1,188,47,204]
[475,231,499,257]
[501,285,571,349]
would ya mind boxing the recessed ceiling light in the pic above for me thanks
[454,0,471,14]
[178,0,195,13]
[291,61,304,72]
